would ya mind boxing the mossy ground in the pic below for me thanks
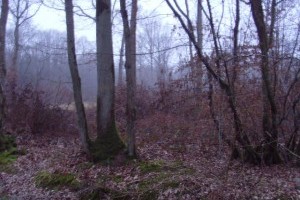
[136,160,195,199]
[0,134,16,151]
[34,171,80,190]
[0,134,18,173]
[78,160,192,199]
[138,160,194,174]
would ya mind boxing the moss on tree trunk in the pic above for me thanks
[90,122,125,162]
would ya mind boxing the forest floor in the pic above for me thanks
[0,117,300,199]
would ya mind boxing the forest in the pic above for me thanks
[0,0,299,199]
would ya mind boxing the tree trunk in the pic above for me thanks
[93,0,124,161]
[65,0,90,153]
[184,0,193,61]
[196,0,203,92]
[250,0,281,164]
[0,0,9,133]
[118,34,125,87]
[207,72,221,138]
[232,0,240,88]
[120,0,138,158]
[11,16,20,94]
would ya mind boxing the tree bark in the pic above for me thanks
[232,0,240,88]
[65,0,90,153]
[120,0,138,158]
[0,0,9,133]
[196,0,203,92]
[94,0,124,161]
[118,34,125,87]
[11,2,21,92]
[185,0,193,61]
[250,0,281,164]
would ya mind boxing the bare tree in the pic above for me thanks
[184,0,193,61]
[166,0,261,164]
[8,0,42,104]
[120,0,138,158]
[250,0,281,164]
[65,0,90,153]
[0,0,9,133]
[137,19,172,87]
[64,0,125,161]
[196,0,203,91]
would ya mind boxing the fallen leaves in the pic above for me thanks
[0,132,299,199]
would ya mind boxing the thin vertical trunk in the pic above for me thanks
[196,0,203,92]
[185,0,193,61]
[0,0,9,133]
[9,18,19,108]
[197,0,203,55]
[207,72,220,136]
[65,0,90,153]
[120,0,138,158]
[232,0,240,88]
[118,34,125,87]
[287,95,300,153]
[128,0,137,158]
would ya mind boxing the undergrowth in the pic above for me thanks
[35,171,80,190]
[78,160,195,199]
[0,134,18,173]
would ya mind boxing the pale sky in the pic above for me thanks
[31,0,184,42]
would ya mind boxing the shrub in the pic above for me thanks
[7,84,73,135]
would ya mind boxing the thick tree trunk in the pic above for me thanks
[250,0,281,164]
[65,0,90,153]
[0,0,9,133]
[94,0,124,161]
[120,0,138,158]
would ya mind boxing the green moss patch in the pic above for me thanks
[79,160,195,199]
[90,123,125,162]
[77,162,94,170]
[0,135,18,173]
[139,160,164,174]
[35,171,80,190]
[0,134,16,152]
[136,160,196,199]
[137,174,180,200]
[138,160,194,174]
[0,148,17,165]
[96,174,124,185]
